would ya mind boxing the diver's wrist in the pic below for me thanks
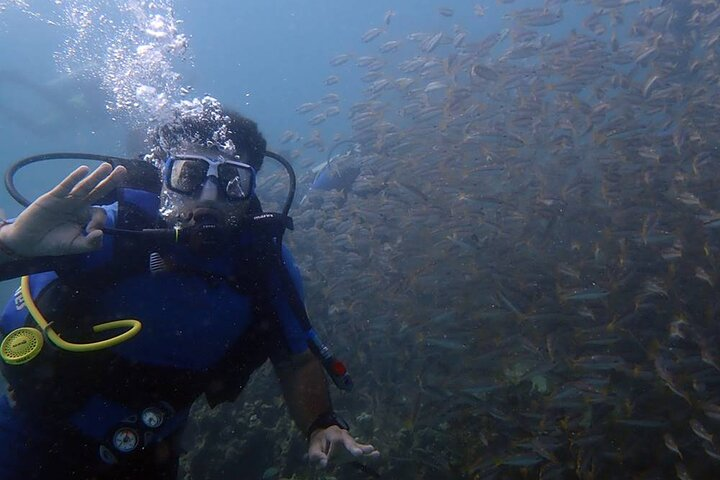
[306,411,349,440]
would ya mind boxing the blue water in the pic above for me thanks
[0,0,656,291]
[0,0,633,207]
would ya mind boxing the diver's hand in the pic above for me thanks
[308,425,380,469]
[0,163,126,258]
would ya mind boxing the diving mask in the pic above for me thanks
[163,154,256,201]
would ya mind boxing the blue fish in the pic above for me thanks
[311,164,361,191]
[309,141,362,192]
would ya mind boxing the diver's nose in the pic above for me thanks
[198,176,220,201]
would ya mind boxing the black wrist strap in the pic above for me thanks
[306,411,349,440]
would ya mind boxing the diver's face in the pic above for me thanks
[159,148,254,227]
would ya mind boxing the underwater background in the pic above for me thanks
[4,0,720,478]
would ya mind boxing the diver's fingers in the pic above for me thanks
[69,162,113,199]
[308,437,330,468]
[86,165,127,205]
[353,441,378,456]
[67,228,103,254]
[341,435,371,457]
[86,206,108,233]
[327,435,339,459]
[49,166,90,198]
[366,450,381,460]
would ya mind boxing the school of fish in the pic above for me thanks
[182,1,720,479]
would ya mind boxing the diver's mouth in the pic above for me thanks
[190,207,225,225]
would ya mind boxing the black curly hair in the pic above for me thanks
[147,107,267,170]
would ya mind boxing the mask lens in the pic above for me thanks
[219,164,254,200]
[170,158,208,194]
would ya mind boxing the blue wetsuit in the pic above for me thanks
[0,203,311,479]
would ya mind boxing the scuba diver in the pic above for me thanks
[0,108,379,479]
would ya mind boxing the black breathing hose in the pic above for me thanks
[5,153,129,208]
[5,151,296,215]
[264,150,296,217]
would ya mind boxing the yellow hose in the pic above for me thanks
[21,275,142,352]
